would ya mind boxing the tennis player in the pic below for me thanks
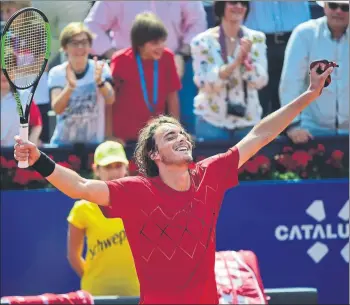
[67,141,139,296]
[14,63,334,304]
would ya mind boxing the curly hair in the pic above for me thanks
[134,115,194,177]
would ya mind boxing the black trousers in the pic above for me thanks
[259,32,291,118]
[38,103,51,143]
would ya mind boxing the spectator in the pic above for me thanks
[279,0,349,143]
[191,1,268,141]
[32,0,91,64]
[84,1,207,78]
[1,69,42,147]
[0,1,31,22]
[32,65,51,144]
[109,12,181,143]
[67,140,139,297]
[245,1,311,117]
[1,1,51,144]
[48,22,115,146]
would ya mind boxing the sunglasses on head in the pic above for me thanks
[227,1,249,8]
[328,2,349,12]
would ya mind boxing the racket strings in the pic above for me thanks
[4,10,47,88]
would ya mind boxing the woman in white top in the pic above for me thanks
[191,1,268,141]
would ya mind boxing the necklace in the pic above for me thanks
[225,35,235,43]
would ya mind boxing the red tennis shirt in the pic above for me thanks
[101,147,240,304]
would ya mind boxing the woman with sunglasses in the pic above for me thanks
[191,0,268,141]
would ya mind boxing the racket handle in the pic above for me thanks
[18,123,29,169]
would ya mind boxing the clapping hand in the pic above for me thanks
[238,38,252,62]
[66,63,77,89]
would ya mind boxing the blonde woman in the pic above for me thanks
[67,141,140,296]
[48,22,115,145]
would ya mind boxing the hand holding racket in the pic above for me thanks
[1,7,51,168]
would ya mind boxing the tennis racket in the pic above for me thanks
[1,7,51,168]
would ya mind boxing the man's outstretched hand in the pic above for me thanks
[308,60,337,96]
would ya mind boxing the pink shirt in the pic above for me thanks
[84,1,207,56]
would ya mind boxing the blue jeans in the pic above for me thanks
[195,116,252,141]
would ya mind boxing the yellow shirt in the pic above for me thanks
[67,200,140,296]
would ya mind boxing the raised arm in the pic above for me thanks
[84,1,121,58]
[236,63,334,168]
[14,137,110,206]
[180,1,207,53]
[49,64,76,115]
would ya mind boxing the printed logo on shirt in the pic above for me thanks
[58,83,99,143]
[89,229,127,260]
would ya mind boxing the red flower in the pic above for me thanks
[1,156,8,168]
[276,154,297,171]
[7,160,17,169]
[0,156,18,169]
[292,150,312,168]
[88,153,94,169]
[326,158,342,169]
[255,155,271,167]
[238,164,245,175]
[253,155,271,174]
[331,150,344,161]
[29,171,45,181]
[68,154,81,171]
[245,159,259,174]
[13,168,31,185]
[317,144,325,153]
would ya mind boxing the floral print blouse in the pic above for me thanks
[191,26,268,129]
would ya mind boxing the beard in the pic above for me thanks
[160,152,193,166]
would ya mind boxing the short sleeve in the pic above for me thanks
[110,52,125,92]
[48,65,66,90]
[100,176,141,219]
[197,146,240,191]
[166,51,182,93]
[67,201,87,229]
[110,51,123,80]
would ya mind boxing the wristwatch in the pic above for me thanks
[97,80,106,88]
[176,50,191,62]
